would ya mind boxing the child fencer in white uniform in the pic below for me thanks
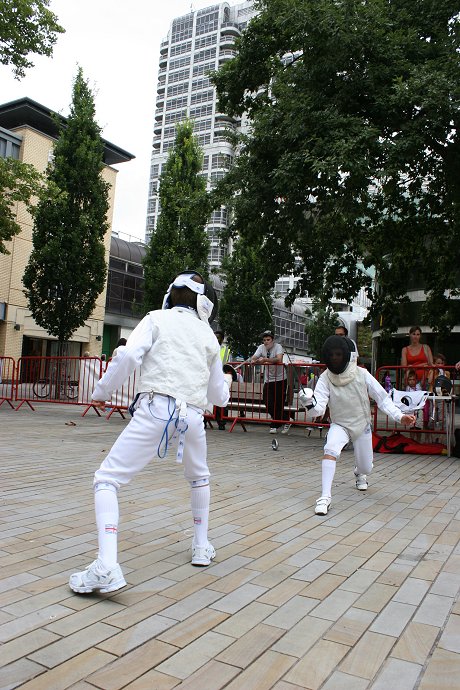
[301,336,416,516]
[69,271,232,594]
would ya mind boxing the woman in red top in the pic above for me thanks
[401,325,433,387]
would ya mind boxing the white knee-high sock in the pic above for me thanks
[321,459,336,498]
[94,484,119,568]
[190,484,210,547]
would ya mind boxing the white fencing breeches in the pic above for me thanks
[94,394,210,488]
[324,422,374,475]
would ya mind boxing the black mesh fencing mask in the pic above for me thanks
[322,335,354,375]
[434,375,452,396]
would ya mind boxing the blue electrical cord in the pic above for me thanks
[148,395,189,459]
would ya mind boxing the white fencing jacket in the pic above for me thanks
[308,367,405,441]
[92,307,230,411]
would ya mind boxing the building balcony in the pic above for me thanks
[218,49,238,63]
[219,35,235,48]
[220,22,241,37]
[215,112,238,126]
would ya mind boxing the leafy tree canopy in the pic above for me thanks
[143,120,211,311]
[218,237,275,359]
[23,67,109,346]
[213,0,460,337]
[0,0,64,79]
[0,157,42,254]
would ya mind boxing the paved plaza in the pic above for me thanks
[1,403,460,689]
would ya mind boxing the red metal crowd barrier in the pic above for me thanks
[14,357,102,411]
[211,361,328,433]
[81,359,140,420]
[0,356,16,409]
[374,365,458,450]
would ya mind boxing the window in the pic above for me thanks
[170,41,191,57]
[171,14,193,44]
[211,153,233,169]
[168,68,190,84]
[169,56,190,71]
[196,10,219,36]
[193,119,212,133]
[190,89,214,105]
[196,133,211,145]
[166,96,188,111]
[192,77,211,91]
[193,47,217,63]
[167,82,189,97]
[210,208,228,224]
[210,171,226,183]
[189,104,213,118]
[195,34,217,49]
[0,131,21,159]
[192,61,215,77]
[165,110,186,124]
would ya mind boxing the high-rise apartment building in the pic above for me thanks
[146,1,257,267]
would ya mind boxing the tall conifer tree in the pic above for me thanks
[143,120,211,311]
[23,68,109,351]
[219,237,274,359]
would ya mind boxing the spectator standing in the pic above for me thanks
[400,325,433,386]
[251,330,290,434]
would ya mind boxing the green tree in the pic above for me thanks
[213,0,460,336]
[143,120,211,311]
[219,237,274,359]
[0,0,64,78]
[304,299,339,360]
[23,67,109,351]
[0,157,42,254]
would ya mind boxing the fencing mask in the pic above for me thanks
[162,270,218,324]
[390,388,429,412]
[322,335,356,375]
[434,375,452,396]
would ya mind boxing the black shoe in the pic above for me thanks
[218,424,226,431]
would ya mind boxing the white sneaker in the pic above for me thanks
[69,558,126,594]
[281,424,291,434]
[315,496,331,515]
[269,428,278,434]
[355,474,368,491]
[191,542,216,566]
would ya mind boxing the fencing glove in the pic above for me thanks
[299,387,316,410]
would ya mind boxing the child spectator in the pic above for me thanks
[406,368,422,428]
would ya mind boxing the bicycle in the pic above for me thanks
[32,375,79,400]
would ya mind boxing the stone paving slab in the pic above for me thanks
[1,403,459,689]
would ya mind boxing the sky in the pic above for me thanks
[0,0,219,242]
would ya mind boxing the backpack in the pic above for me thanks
[372,432,446,455]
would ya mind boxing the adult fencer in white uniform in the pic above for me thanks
[300,336,416,516]
[69,271,232,594]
